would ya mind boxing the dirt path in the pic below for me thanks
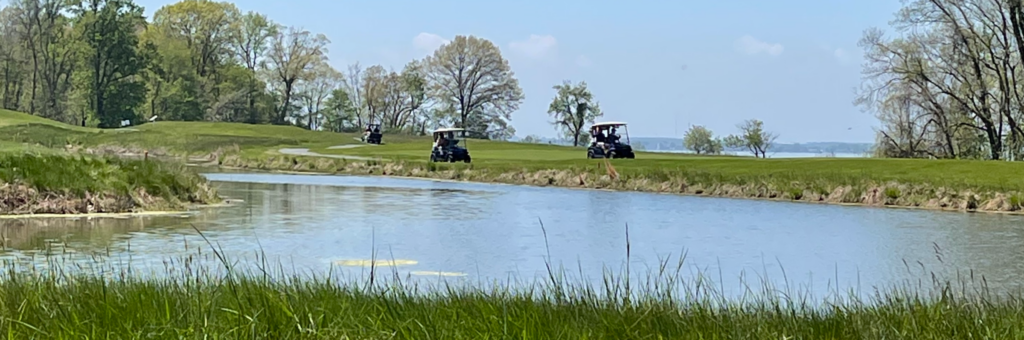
[278,147,373,160]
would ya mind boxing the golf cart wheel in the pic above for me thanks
[464,155,471,163]
[608,151,617,159]
[446,154,455,163]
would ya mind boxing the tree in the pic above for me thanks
[231,11,275,123]
[521,135,543,143]
[724,119,777,158]
[423,35,524,137]
[296,60,342,130]
[682,125,723,155]
[265,25,328,124]
[0,7,25,111]
[547,80,602,147]
[322,86,356,132]
[72,0,148,128]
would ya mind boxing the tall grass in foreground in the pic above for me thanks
[0,228,1022,339]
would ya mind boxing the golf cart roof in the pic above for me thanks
[433,127,465,133]
[592,121,627,128]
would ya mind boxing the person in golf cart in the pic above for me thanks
[609,127,621,143]
[433,133,449,150]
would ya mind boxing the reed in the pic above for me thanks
[0,224,1018,339]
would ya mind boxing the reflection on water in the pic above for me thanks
[2,172,1024,299]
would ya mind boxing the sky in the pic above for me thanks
[132,0,905,143]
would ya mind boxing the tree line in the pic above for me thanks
[858,0,1024,160]
[0,0,523,139]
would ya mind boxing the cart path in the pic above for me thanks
[277,147,373,160]
[327,144,368,149]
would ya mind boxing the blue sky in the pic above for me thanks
[134,0,903,143]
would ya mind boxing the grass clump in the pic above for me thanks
[0,152,218,214]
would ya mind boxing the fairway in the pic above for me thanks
[5,109,1024,211]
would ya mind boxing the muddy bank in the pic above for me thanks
[0,183,201,216]
[216,155,1024,215]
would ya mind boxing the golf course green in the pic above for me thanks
[4,109,1024,214]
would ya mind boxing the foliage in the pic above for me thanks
[682,125,722,155]
[724,119,777,158]
[0,1,522,138]
[857,0,1024,161]
[548,80,602,147]
[423,35,524,139]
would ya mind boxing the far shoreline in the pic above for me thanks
[209,159,1024,217]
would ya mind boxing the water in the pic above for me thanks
[2,172,1023,299]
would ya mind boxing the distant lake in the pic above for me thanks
[648,150,869,158]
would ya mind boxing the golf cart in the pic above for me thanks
[429,127,471,163]
[587,121,635,159]
[361,123,383,144]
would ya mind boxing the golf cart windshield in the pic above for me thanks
[433,131,464,148]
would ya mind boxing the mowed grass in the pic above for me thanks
[0,253,1021,339]
[5,109,1024,193]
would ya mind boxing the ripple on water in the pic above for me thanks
[333,259,419,267]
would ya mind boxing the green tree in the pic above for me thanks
[724,119,777,158]
[265,25,328,125]
[423,35,524,137]
[72,0,148,128]
[547,80,602,147]
[231,11,275,123]
[682,125,723,155]
[323,87,356,132]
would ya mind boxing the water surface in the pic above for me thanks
[2,172,1023,298]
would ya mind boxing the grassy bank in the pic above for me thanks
[0,152,219,215]
[6,109,1024,213]
[0,255,1018,339]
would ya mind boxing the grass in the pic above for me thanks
[0,230,1019,339]
[6,109,1024,212]
[0,152,219,214]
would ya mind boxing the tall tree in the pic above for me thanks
[423,35,524,138]
[0,7,25,110]
[231,11,274,123]
[72,0,148,128]
[265,25,328,125]
[296,60,342,130]
[547,80,602,147]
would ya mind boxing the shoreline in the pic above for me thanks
[212,156,1024,217]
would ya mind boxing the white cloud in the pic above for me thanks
[735,35,784,56]
[413,32,449,54]
[575,55,592,67]
[508,34,558,59]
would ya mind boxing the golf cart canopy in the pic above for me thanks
[591,121,627,128]
[433,127,465,133]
